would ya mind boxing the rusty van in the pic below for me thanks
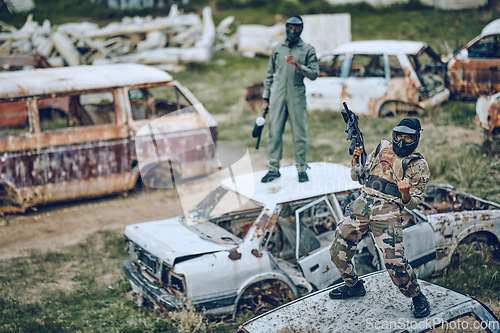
[0,64,218,214]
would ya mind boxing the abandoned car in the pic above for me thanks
[237,271,500,333]
[444,18,500,100]
[476,92,500,140]
[0,63,217,214]
[305,40,450,116]
[122,162,500,318]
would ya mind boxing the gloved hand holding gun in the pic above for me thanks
[341,102,367,184]
[252,102,269,150]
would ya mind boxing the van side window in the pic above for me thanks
[318,54,345,77]
[388,55,404,78]
[38,91,115,131]
[349,54,385,78]
[0,100,30,137]
[129,85,196,120]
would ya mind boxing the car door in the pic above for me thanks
[305,54,346,111]
[295,197,340,289]
[402,217,436,278]
[342,54,389,116]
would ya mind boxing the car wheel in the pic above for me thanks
[450,232,500,271]
[235,280,294,321]
[379,101,425,117]
[140,161,180,189]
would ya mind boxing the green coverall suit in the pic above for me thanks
[262,38,319,173]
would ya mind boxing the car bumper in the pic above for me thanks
[123,260,185,310]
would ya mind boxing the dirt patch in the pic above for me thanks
[0,189,182,260]
[0,150,269,260]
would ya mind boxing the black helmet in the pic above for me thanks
[392,118,421,157]
[285,15,303,45]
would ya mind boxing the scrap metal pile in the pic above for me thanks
[0,5,235,71]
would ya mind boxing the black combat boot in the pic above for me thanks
[261,171,280,183]
[328,279,366,299]
[298,171,309,182]
[412,292,431,318]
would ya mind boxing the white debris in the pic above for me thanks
[0,5,234,70]
[236,13,351,57]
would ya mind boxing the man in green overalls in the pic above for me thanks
[261,15,319,183]
[329,118,432,318]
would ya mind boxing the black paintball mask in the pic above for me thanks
[392,118,421,157]
[285,15,303,46]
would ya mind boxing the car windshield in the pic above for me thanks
[182,186,264,244]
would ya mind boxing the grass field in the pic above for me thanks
[1,1,499,332]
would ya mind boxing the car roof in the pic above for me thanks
[238,271,499,333]
[482,18,500,36]
[0,63,173,99]
[333,40,427,55]
[220,162,361,207]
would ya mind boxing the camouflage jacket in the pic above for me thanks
[351,140,430,210]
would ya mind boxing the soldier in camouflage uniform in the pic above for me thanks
[329,118,431,318]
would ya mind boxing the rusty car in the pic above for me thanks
[305,40,450,116]
[444,18,500,100]
[0,63,218,214]
[237,271,500,333]
[122,162,500,318]
[476,92,500,140]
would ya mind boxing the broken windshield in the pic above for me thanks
[183,186,264,242]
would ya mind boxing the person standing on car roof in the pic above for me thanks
[260,15,319,184]
[329,118,432,319]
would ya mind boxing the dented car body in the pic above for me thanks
[122,162,500,318]
[0,64,217,213]
[476,92,500,140]
[305,40,449,116]
[237,271,500,333]
[445,19,500,100]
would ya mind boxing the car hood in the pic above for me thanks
[124,217,233,267]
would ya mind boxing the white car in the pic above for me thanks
[237,271,500,333]
[305,40,450,116]
[122,162,500,318]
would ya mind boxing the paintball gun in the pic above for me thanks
[341,102,367,184]
[252,104,269,150]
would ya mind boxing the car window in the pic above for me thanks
[129,85,196,120]
[0,100,30,137]
[268,198,338,261]
[187,186,263,240]
[349,54,385,78]
[468,35,500,59]
[319,54,346,77]
[388,55,405,78]
[38,91,116,131]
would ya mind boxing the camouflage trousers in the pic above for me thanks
[329,193,421,298]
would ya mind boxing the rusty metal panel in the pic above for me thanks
[476,93,500,139]
[0,64,173,99]
[0,65,217,213]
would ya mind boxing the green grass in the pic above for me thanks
[0,231,174,332]
[428,242,500,302]
[0,231,238,333]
